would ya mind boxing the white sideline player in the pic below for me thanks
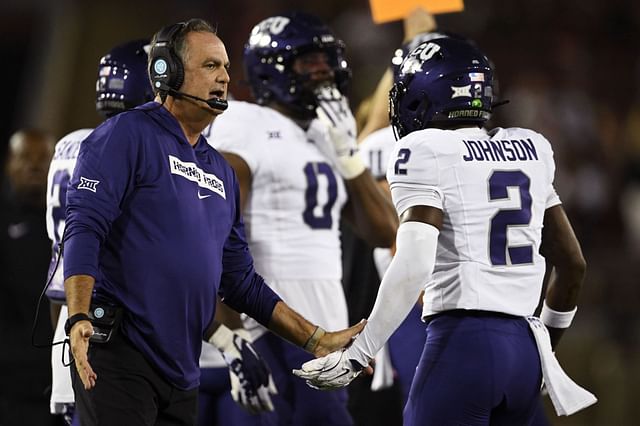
[296,36,596,426]
[205,12,398,426]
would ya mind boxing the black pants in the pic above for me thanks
[70,329,197,425]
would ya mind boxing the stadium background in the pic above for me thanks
[1,0,638,424]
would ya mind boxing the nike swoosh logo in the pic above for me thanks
[198,191,212,200]
[334,368,352,379]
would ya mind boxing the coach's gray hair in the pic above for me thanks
[150,18,218,66]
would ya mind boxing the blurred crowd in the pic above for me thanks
[1,0,638,424]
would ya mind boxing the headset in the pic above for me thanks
[149,23,186,100]
[148,22,228,110]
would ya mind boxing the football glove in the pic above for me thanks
[209,326,277,414]
[293,349,364,390]
[315,85,365,180]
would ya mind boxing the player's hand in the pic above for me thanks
[293,349,365,390]
[313,319,367,357]
[222,330,277,414]
[69,320,97,390]
[315,85,357,158]
[403,8,437,42]
[315,86,365,179]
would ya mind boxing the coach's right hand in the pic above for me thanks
[69,320,97,390]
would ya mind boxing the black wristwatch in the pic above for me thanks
[64,313,91,335]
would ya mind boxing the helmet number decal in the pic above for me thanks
[473,83,483,98]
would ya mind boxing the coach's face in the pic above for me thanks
[181,31,229,116]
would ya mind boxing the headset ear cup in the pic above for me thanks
[149,22,186,93]
[150,53,170,92]
[170,51,184,91]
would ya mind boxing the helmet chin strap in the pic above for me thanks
[491,99,510,109]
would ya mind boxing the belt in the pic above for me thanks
[425,309,521,324]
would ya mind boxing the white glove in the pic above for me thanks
[315,86,365,180]
[209,326,277,414]
[292,349,364,390]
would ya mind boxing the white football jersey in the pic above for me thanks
[206,101,348,281]
[45,128,93,301]
[387,126,561,317]
[358,126,395,180]
[50,306,74,412]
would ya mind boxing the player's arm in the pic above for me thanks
[214,296,244,329]
[539,205,586,349]
[357,69,393,143]
[399,206,443,230]
[314,89,398,247]
[295,205,441,388]
[327,10,439,245]
[203,300,247,344]
[342,171,398,248]
[352,203,443,354]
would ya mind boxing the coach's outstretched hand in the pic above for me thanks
[312,319,367,357]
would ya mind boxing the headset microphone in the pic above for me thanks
[170,89,229,111]
[153,80,228,111]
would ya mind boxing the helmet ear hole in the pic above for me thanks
[407,99,421,112]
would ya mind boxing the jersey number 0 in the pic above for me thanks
[303,162,338,229]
